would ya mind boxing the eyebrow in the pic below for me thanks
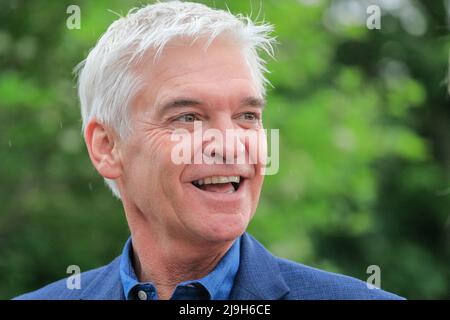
[162,98,201,109]
[240,96,266,109]
[159,96,266,114]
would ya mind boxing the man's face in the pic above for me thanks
[117,37,266,244]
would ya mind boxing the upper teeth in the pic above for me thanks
[194,176,240,185]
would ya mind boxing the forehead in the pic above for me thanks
[133,37,260,113]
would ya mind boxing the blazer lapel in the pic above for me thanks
[230,233,290,300]
[78,232,290,300]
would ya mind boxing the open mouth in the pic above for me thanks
[191,176,243,193]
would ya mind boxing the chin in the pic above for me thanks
[196,211,250,243]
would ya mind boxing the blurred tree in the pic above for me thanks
[0,0,448,299]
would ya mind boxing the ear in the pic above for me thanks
[84,119,122,180]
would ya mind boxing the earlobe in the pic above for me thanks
[85,119,122,180]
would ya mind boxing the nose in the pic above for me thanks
[202,116,245,164]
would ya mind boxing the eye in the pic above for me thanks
[175,113,199,122]
[239,112,260,121]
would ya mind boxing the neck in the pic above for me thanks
[125,206,234,300]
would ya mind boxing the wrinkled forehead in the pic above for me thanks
[141,36,253,81]
[131,36,260,113]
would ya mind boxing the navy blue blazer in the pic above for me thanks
[14,233,403,300]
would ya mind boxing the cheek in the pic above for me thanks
[248,173,264,213]
[251,174,264,197]
[123,130,181,193]
[130,128,176,166]
[237,128,267,168]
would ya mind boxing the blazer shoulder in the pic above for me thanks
[13,257,120,300]
[275,257,404,300]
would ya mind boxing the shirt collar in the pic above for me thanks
[119,236,240,300]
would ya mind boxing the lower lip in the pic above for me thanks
[186,179,247,203]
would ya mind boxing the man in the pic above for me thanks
[16,1,402,300]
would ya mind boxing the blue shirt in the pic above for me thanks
[119,236,240,300]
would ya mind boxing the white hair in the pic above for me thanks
[75,1,276,199]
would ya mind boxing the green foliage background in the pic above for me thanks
[0,0,449,299]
